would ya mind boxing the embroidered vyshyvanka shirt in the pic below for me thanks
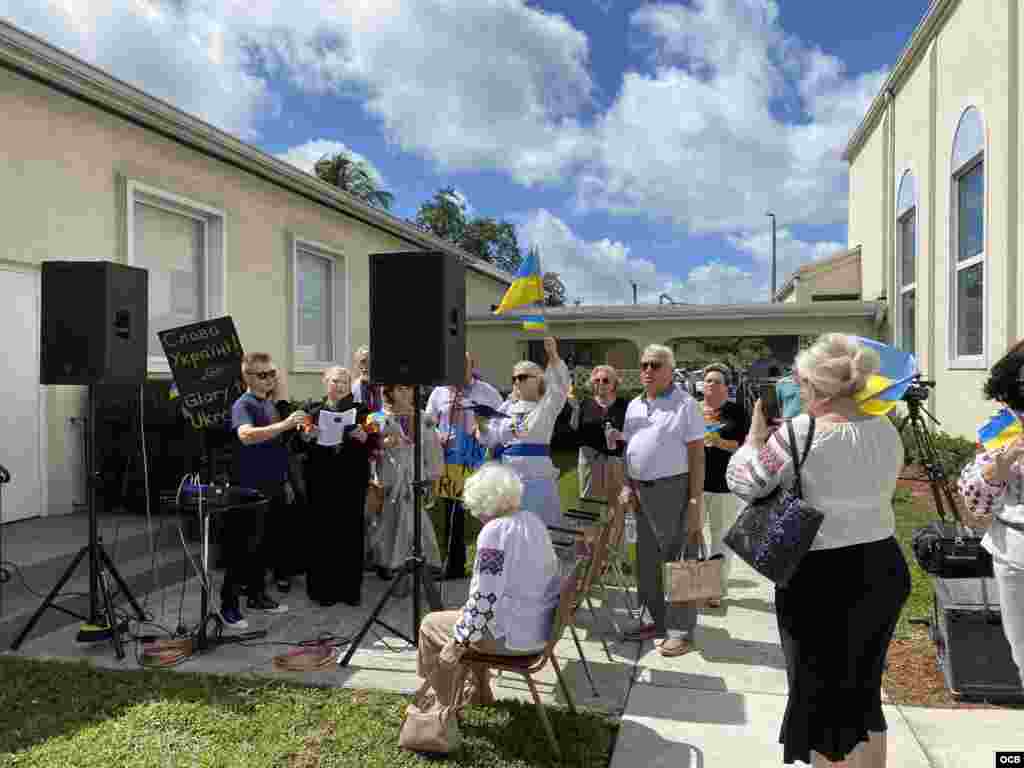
[452,509,561,651]
[959,453,1024,567]
[725,414,903,551]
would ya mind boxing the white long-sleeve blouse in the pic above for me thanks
[725,414,903,551]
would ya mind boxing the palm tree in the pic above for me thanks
[313,151,394,211]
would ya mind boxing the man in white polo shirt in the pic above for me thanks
[613,344,705,657]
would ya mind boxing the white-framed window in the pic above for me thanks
[291,238,346,372]
[895,171,916,357]
[949,106,986,368]
[125,180,226,373]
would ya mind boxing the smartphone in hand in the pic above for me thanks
[758,383,782,423]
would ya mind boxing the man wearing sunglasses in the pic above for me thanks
[611,344,705,658]
[221,353,306,630]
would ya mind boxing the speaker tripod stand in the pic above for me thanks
[12,386,146,658]
[339,384,443,666]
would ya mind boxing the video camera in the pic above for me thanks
[902,373,936,403]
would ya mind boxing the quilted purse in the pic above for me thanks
[723,417,824,587]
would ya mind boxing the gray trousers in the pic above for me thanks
[634,473,699,639]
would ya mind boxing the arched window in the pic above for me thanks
[950,107,985,365]
[896,171,916,356]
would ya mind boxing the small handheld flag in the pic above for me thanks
[978,408,1023,453]
[494,250,544,314]
[521,314,547,331]
[169,383,179,400]
[852,337,917,416]
[704,422,723,434]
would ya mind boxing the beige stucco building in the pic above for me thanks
[0,21,508,523]
[844,0,1020,440]
[774,248,863,305]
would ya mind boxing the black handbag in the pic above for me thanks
[724,417,824,587]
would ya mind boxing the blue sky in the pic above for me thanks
[4,0,929,304]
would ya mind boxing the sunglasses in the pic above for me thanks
[512,374,536,383]
[592,378,611,385]
[247,369,277,380]
[640,361,663,371]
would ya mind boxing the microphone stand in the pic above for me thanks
[339,385,443,666]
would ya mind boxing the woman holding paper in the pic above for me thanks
[300,366,372,607]
[474,336,570,528]
[958,340,1024,687]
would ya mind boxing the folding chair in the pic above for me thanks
[548,525,601,697]
[455,562,582,759]
[569,496,640,630]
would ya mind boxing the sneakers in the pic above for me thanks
[220,605,249,630]
[623,622,658,642]
[248,593,289,614]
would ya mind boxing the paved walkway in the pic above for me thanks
[2,512,1023,765]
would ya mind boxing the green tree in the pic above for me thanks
[415,187,467,243]
[460,218,523,272]
[313,151,394,210]
[543,271,567,307]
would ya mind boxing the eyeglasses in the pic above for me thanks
[592,378,611,385]
[247,369,277,380]
[640,361,663,371]
[512,374,536,383]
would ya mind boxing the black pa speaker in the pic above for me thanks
[932,576,1024,701]
[368,251,465,385]
[40,261,148,385]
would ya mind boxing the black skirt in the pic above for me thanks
[775,536,910,764]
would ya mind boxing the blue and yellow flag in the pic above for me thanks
[979,408,1023,453]
[521,314,547,331]
[169,382,180,400]
[494,249,544,314]
[852,337,917,416]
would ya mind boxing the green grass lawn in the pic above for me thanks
[0,657,617,768]
[891,487,938,639]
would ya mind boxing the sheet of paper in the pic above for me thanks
[316,408,356,446]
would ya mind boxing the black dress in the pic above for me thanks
[301,395,371,606]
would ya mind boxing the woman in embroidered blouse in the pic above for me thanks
[726,333,909,768]
[958,341,1024,687]
[416,462,561,707]
[474,336,570,528]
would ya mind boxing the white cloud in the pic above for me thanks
[2,0,887,240]
[5,0,275,139]
[576,0,887,233]
[519,209,843,305]
[275,139,387,186]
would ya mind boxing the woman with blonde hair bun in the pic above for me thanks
[726,333,910,768]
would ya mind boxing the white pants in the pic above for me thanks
[993,556,1024,687]
[702,491,740,595]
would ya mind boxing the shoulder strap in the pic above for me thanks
[785,416,816,499]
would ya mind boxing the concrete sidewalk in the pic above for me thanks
[610,558,1024,768]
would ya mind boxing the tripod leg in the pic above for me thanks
[11,545,90,650]
[99,545,146,620]
[97,568,125,660]
[338,564,414,667]
[418,563,443,612]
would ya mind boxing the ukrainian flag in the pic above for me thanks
[979,408,1023,453]
[521,314,547,331]
[169,383,179,400]
[494,249,544,314]
[852,337,917,416]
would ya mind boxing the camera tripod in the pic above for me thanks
[895,377,970,529]
[339,384,443,666]
[11,386,146,658]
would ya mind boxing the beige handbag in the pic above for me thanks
[664,537,724,605]
[398,678,465,754]
[639,507,723,605]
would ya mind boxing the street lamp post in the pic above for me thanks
[766,212,777,302]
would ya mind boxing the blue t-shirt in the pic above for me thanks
[231,392,289,490]
[775,378,803,419]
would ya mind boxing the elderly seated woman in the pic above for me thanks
[416,462,561,707]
